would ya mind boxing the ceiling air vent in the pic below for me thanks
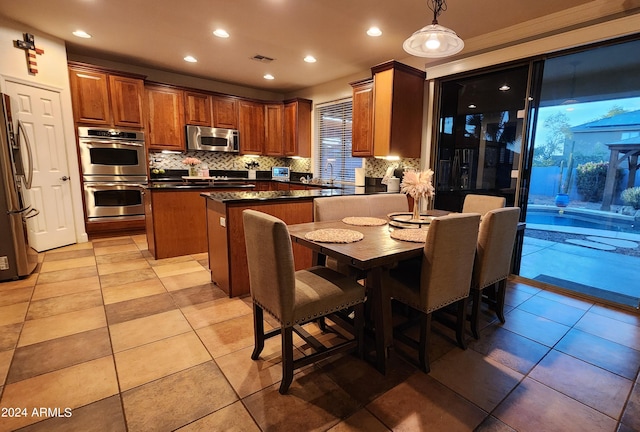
[251,54,275,63]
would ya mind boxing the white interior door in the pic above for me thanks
[5,81,76,252]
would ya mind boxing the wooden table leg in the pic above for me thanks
[368,266,392,374]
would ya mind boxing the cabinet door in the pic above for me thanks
[146,85,185,151]
[109,75,144,128]
[69,68,111,125]
[351,80,374,157]
[264,103,284,156]
[238,100,264,155]
[212,96,239,129]
[185,91,212,126]
[284,99,311,158]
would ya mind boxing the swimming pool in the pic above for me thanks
[525,205,639,233]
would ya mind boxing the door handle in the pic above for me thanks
[60,176,70,181]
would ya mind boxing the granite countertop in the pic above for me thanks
[201,185,391,204]
[146,182,256,190]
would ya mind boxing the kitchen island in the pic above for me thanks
[202,186,394,297]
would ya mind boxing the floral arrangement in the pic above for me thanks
[401,169,435,200]
[401,169,435,220]
[182,157,201,166]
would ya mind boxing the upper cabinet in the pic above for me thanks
[264,103,284,156]
[212,96,239,129]
[238,100,265,155]
[351,61,425,158]
[69,63,144,128]
[145,84,185,151]
[284,98,311,158]
[350,79,374,157]
[184,91,212,126]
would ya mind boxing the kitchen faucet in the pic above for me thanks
[326,162,334,185]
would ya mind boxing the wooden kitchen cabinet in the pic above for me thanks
[284,98,311,157]
[350,79,374,157]
[184,91,212,126]
[371,61,425,158]
[145,84,185,151]
[212,95,239,129]
[238,100,265,155]
[264,103,284,156]
[69,63,145,128]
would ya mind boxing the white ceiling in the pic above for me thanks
[0,0,606,93]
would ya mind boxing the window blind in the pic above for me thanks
[315,99,362,182]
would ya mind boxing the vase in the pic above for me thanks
[189,166,199,177]
[554,193,569,207]
[411,196,422,221]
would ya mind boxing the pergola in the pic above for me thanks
[601,138,640,210]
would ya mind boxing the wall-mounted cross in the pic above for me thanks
[14,33,45,75]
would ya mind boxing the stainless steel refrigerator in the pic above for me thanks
[0,93,38,281]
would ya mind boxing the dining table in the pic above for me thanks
[287,210,450,373]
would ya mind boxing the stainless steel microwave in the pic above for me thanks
[186,125,239,152]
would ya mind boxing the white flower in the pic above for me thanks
[400,169,435,200]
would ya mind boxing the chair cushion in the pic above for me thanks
[290,266,366,325]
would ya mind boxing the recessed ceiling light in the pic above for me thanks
[263,74,275,80]
[499,85,511,91]
[213,29,229,38]
[367,27,382,37]
[72,30,92,39]
[184,56,198,63]
[303,55,316,63]
[468,104,477,109]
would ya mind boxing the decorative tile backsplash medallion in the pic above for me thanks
[364,158,421,178]
[149,151,312,173]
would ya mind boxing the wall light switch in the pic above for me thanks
[220,217,226,227]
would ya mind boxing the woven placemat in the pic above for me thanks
[390,228,429,243]
[342,216,387,226]
[305,229,364,243]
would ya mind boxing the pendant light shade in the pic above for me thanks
[403,0,464,58]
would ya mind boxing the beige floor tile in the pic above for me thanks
[196,313,259,358]
[0,302,29,326]
[327,408,391,432]
[0,349,13,386]
[110,309,192,352]
[31,276,101,301]
[122,361,237,432]
[243,367,361,432]
[95,250,144,265]
[102,278,167,305]
[181,297,252,329]
[146,255,195,267]
[160,270,213,291]
[0,273,38,291]
[16,395,126,432]
[189,252,208,261]
[39,256,97,274]
[93,243,141,256]
[429,348,524,412]
[366,372,487,431]
[42,248,95,262]
[152,260,206,278]
[105,292,177,325]
[176,400,260,432]
[575,311,640,350]
[0,323,22,351]
[170,283,227,307]
[18,306,106,347]
[35,266,98,285]
[0,356,118,431]
[92,237,134,247]
[97,258,150,276]
[99,267,157,289]
[0,286,34,307]
[45,241,94,254]
[26,290,103,320]
[114,332,211,391]
[493,377,617,432]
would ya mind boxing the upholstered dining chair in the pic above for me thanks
[470,207,521,339]
[383,213,481,373]
[462,194,506,217]
[242,209,366,394]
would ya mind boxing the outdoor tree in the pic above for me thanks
[533,111,572,166]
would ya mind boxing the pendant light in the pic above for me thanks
[403,0,464,58]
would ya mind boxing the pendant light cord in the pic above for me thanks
[428,0,447,24]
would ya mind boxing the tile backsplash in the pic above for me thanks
[149,151,312,173]
[364,158,421,178]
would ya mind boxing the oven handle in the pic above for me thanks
[85,183,147,188]
[79,140,144,147]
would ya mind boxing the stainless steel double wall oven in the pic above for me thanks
[78,127,147,221]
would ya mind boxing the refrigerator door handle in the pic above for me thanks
[17,121,34,190]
